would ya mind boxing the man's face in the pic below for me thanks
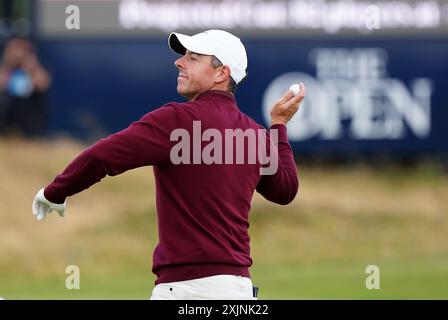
[175,50,218,101]
[4,39,32,68]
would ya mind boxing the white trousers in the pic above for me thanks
[150,275,256,300]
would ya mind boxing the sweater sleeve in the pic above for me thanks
[255,124,299,205]
[44,104,178,204]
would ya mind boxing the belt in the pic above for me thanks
[252,286,259,298]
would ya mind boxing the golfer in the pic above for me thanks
[32,30,306,300]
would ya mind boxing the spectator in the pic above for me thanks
[0,37,51,137]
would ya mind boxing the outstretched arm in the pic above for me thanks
[32,104,178,220]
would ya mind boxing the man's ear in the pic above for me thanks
[215,65,231,83]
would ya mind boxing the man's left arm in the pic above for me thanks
[33,104,178,220]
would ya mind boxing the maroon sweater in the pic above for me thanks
[44,90,298,284]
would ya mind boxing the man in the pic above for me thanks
[32,30,306,300]
[0,37,51,137]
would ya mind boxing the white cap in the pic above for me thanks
[168,29,248,84]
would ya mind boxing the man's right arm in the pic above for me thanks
[256,124,298,205]
[255,83,306,205]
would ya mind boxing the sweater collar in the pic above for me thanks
[194,90,236,103]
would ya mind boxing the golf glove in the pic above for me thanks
[32,188,66,221]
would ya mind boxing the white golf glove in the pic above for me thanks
[32,188,66,221]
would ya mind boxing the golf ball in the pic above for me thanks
[289,83,301,96]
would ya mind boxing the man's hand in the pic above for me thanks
[32,188,66,221]
[270,82,306,126]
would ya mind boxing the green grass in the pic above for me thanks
[253,257,448,299]
[0,271,155,300]
[1,138,448,299]
[2,256,448,299]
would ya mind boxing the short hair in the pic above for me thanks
[211,56,237,94]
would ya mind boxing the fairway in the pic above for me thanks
[2,256,448,299]
[1,138,448,299]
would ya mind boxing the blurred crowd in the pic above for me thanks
[0,38,51,137]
